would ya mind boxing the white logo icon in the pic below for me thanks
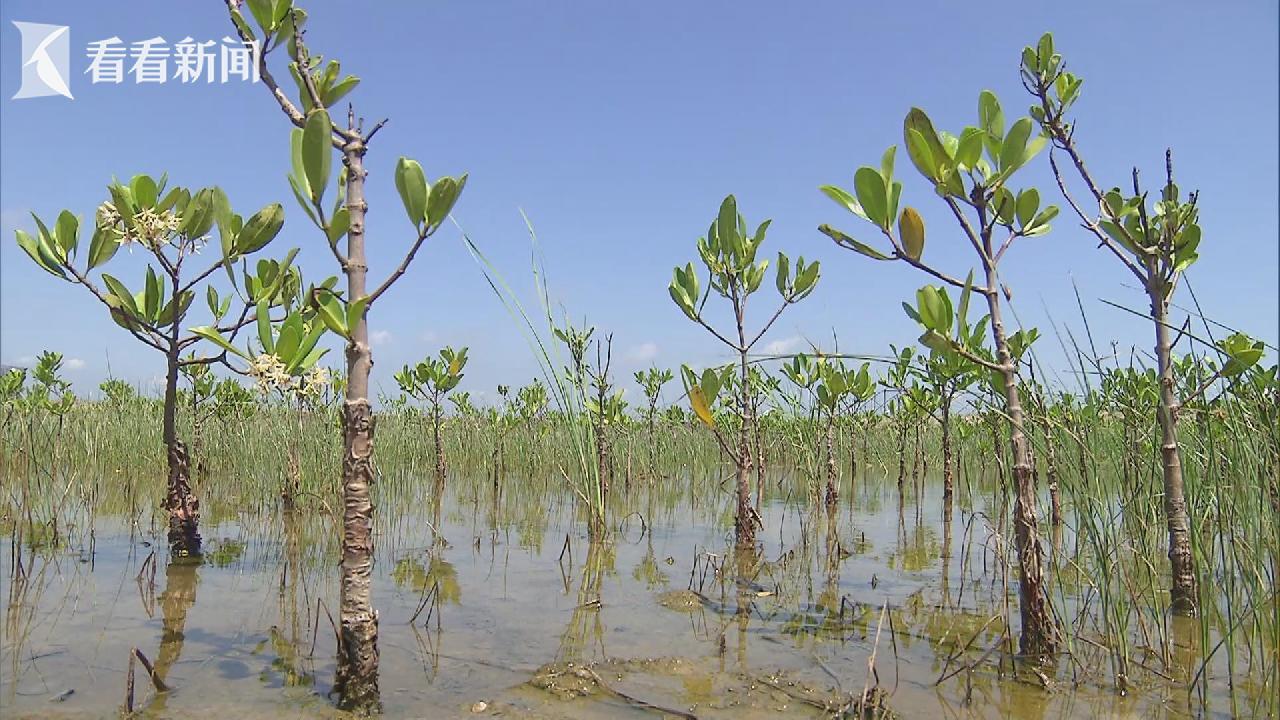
[13,21,74,100]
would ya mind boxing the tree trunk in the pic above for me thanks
[1045,427,1062,526]
[985,276,1057,659]
[333,133,380,714]
[753,395,766,511]
[735,352,756,548]
[941,398,954,502]
[1152,290,1196,616]
[912,422,922,484]
[433,403,446,484]
[162,350,200,558]
[823,414,837,508]
[896,419,907,490]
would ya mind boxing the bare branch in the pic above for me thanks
[368,226,431,305]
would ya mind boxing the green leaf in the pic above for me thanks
[256,299,274,353]
[190,326,250,360]
[15,229,66,278]
[345,296,370,340]
[108,183,135,226]
[313,292,348,338]
[229,9,257,43]
[794,260,819,297]
[853,167,887,228]
[904,108,951,182]
[955,127,984,171]
[394,157,429,226]
[916,286,952,334]
[904,128,936,182]
[426,174,466,230]
[327,207,350,245]
[296,346,328,373]
[156,289,193,326]
[287,321,328,374]
[144,265,162,322]
[1015,189,1039,227]
[919,330,951,354]
[287,173,318,227]
[978,91,1004,160]
[669,283,695,320]
[130,174,158,209]
[819,184,868,222]
[325,76,360,107]
[957,270,975,335]
[1025,206,1059,237]
[880,146,897,184]
[54,210,79,260]
[235,203,285,255]
[30,213,64,264]
[302,109,332,204]
[289,129,311,199]
[101,274,139,317]
[178,188,216,239]
[86,225,119,270]
[275,312,304,361]
[901,301,922,324]
[715,195,739,249]
[246,0,277,33]
[999,118,1033,173]
[818,224,891,261]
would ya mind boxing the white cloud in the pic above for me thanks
[370,330,394,346]
[763,336,804,355]
[65,358,85,371]
[623,342,659,364]
[420,330,438,343]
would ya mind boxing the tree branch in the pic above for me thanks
[368,225,432,305]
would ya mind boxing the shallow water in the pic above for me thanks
[0,473,1249,718]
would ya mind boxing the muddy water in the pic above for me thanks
[0,476,1227,718]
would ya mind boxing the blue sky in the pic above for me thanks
[2,1,1276,404]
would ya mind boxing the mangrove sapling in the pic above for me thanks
[819,91,1062,656]
[1021,32,1263,615]
[881,347,915,489]
[555,323,594,397]
[779,353,826,501]
[902,383,934,492]
[635,367,674,474]
[583,335,625,497]
[918,317,985,504]
[6,353,76,547]
[198,273,339,512]
[669,195,819,548]
[228,1,468,708]
[717,364,780,507]
[783,355,874,508]
[1021,370,1063,527]
[394,346,469,485]
[16,174,290,558]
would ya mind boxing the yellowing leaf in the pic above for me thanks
[689,386,715,428]
[899,207,925,261]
